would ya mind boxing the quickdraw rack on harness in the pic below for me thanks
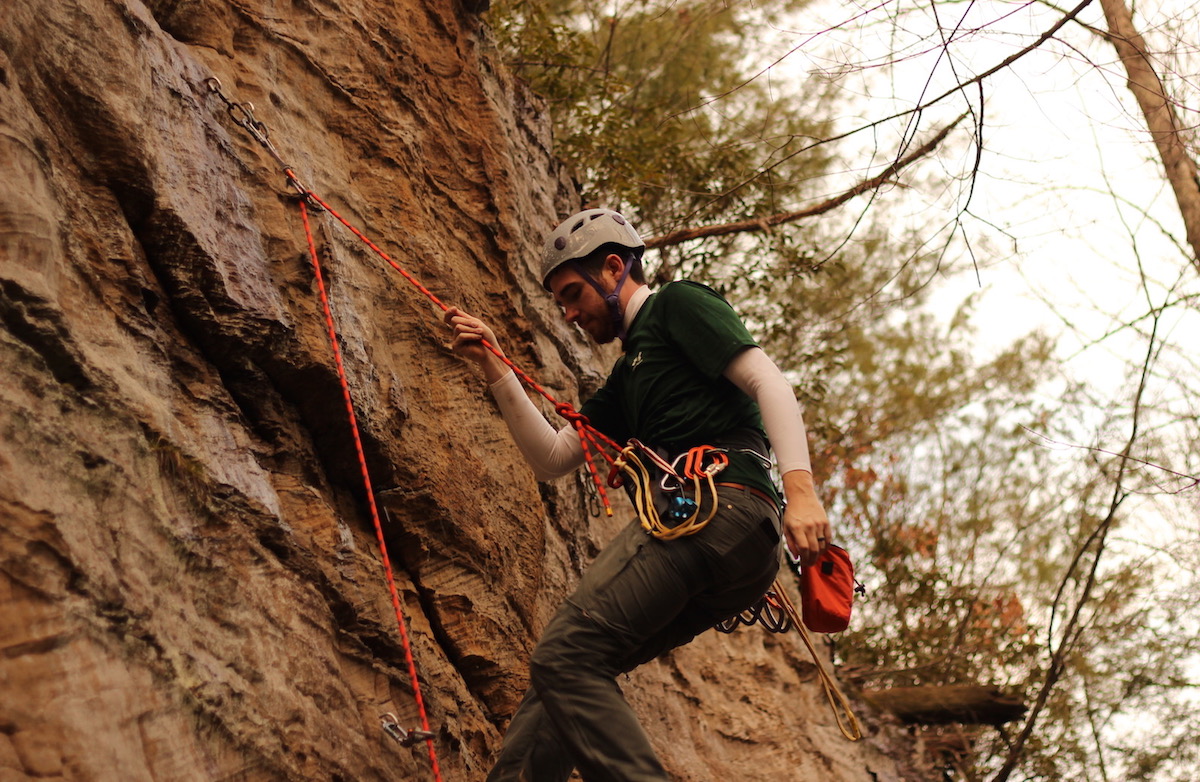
[714,587,793,633]
[608,441,729,540]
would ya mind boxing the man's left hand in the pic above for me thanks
[780,469,831,567]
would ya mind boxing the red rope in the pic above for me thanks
[295,181,622,514]
[298,199,443,781]
[208,87,623,769]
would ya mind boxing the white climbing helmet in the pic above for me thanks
[539,208,644,289]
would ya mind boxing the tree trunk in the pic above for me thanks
[862,685,1028,727]
[1099,0,1200,271]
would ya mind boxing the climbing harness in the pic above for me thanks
[609,441,729,540]
[718,579,864,741]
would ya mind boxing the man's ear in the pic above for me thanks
[603,253,625,277]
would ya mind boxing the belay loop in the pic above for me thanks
[611,440,728,541]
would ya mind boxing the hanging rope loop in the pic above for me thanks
[717,580,863,741]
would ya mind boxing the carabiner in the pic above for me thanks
[380,713,435,748]
[683,445,728,479]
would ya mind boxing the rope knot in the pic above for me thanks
[555,402,587,426]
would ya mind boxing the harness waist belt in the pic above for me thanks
[715,482,777,508]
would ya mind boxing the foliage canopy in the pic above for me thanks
[490,1,1200,779]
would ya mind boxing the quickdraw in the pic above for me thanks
[714,587,793,633]
[381,713,436,748]
[609,440,729,540]
[203,77,315,201]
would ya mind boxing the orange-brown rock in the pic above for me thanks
[0,1,929,779]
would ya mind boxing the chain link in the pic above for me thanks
[203,76,313,200]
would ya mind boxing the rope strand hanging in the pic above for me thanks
[717,579,863,741]
[297,200,442,777]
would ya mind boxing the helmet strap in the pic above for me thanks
[569,256,635,342]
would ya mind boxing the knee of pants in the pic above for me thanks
[529,607,621,693]
[528,641,571,696]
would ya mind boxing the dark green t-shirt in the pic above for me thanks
[580,280,779,501]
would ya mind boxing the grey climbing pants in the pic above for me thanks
[486,487,782,782]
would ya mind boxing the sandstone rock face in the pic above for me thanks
[0,2,925,779]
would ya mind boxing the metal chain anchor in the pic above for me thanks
[203,76,316,203]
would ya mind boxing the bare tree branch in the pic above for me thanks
[645,111,967,250]
[990,300,1162,782]
[672,0,1097,227]
[1098,0,1200,272]
[1020,427,1200,493]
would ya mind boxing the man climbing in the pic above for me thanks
[444,208,831,781]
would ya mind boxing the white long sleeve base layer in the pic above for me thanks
[488,343,812,481]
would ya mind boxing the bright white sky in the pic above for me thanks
[754,0,1200,765]
[761,0,1199,466]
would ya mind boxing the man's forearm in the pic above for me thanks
[489,371,585,480]
[481,353,510,384]
[780,467,831,564]
[781,468,818,506]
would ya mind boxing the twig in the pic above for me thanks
[645,112,967,249]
